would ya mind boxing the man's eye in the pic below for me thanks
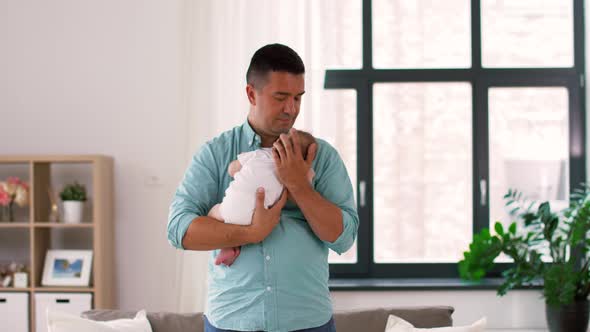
[294,97,301,102]
[275,96,286,101]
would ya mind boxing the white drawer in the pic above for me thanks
[35,292,92,332]
[0,292,30,332]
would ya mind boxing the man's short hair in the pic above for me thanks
[246,44,305,90]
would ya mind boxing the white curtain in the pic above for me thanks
[175,0,361,312]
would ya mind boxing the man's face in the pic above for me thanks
[247,71,305,138]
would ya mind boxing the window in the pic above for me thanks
[324,0,585,278]
[373,0,471,68]
[373,83,472,263]
[481,0,574,68]
[489,87,570,263]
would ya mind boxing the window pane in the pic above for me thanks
[373,0,471,69]
[297,89,358,264]
[312,0,362,69]
[489,87,569,263]
[482,0,573,68]
[373,83,473,263]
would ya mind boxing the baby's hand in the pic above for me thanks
[306,168,315,184]
[228,160,242,177]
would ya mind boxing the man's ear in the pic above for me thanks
[246,84,257,106]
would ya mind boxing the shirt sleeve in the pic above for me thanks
[313,141,359,255]
[167,143,219,249]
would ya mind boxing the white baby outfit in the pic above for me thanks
[219,148,284,225]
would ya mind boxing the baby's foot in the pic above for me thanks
[215,247,241,266]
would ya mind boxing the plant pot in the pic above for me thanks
[0,203,15,222]
[0,205,7,222]
[546,299,589,332]
[62,201,84,224]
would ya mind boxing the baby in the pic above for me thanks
[208,130,316,266]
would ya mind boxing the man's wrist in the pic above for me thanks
[228,222,256,245]
[242,224,260,244]
[287,181,314,199]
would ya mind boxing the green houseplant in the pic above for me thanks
[59,182,87,224]
[59,182,87,202]
[459,185,590,332]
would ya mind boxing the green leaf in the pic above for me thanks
[495,222,504,236]
[509,223,517,235]
[544,263,578,306]
[461,183,590,304]
[527,201,536,212]
[59,181,87,201]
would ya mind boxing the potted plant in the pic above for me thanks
[459,185,590,332]
[59,182,87,224]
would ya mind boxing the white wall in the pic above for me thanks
[0,0,184,311]
[1,0,587,329]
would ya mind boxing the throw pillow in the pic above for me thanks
[385,314,486,332]
[47,308,152,332]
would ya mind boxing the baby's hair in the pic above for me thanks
[296,130,316,159]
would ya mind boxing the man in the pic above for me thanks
[167,44,358,332]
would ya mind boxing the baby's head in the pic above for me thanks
[295,130,316,159]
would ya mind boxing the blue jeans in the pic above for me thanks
[203,315,336,332]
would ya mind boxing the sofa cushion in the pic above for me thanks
[82,310,203,332]
[83,306,453,332]
[49,309,153,332]
[334,306,454,332]
[384,314,483,332]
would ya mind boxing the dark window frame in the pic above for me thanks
[326,0,586,279]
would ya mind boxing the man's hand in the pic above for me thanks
[272,128,317,192]
[248,187,288,243]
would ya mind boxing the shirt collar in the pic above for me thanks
[243,119,261,147]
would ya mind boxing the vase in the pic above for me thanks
[63,201,84,224]
[1,203,14,222]
[8,201,14,222]
[546,299,589,332]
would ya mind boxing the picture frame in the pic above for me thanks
[41,250,93,287]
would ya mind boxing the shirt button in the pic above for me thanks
[266,256,271,261]
[267,286,272,291]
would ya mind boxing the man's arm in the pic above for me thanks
[273,130,359,251]
[168,143,287,251]
[181,216,252,250]
[181,188,288,250]
[288,184,343,243]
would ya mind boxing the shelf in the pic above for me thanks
[0,287,31,292]
[33,287,94,292]
[0,227,30,269]
[0,155,114,332]
[33,222,94,228]
[0,155,109,163]
[0,222,30,228]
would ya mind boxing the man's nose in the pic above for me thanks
[284,98,296,115]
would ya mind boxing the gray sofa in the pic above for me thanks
[83,306,455,332]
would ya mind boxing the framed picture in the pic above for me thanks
[41,250,93,287]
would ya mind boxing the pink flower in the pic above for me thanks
[7,177,21,185]
[19,181,29,191]
[0,186,9,206]
[4,177,28,195]
[14,185,29,207]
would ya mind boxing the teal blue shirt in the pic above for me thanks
[167,120,358,332]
